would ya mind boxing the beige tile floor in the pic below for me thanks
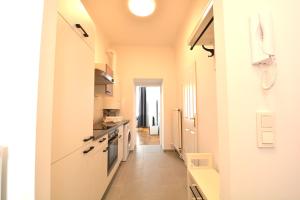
[103,145,188,200]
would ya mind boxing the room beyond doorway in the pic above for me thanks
[135,84,161,146]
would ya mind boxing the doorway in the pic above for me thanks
[134,83,161,146]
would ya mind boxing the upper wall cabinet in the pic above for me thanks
[57,0,96,51]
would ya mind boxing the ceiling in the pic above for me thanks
[82,0,192,46]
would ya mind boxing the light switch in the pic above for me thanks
[262,131,274,144]
[261,114,273,128]
[256,111,275,148]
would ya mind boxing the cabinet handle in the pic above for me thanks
[99,138,107,143]
[103,147,108,152]
[75,24,89,37]
[83,146,94,154]
[83,136,94,142]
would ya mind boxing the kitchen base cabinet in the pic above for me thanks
[90,135,108,199]
[51,144,95,200]
[52,135,108,200]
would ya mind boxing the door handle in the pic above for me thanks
[75,24,89,37]
[191,117,196,127]
[103,147,108,152]
[83,146,94,154]
[83,136,94,142]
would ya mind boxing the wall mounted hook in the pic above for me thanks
[202,45,214,57]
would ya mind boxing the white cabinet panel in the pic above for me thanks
[51,143,96,200]
[90,135,108,199]
[52,137,109,200]
[57,0,95,50]
[52,15,94,162]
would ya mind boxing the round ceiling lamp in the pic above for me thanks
[128,0,156,17]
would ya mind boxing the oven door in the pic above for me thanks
[107,135,118,175]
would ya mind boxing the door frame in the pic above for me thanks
[133,79,164,148]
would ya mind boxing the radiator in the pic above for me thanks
[172,109,182,156]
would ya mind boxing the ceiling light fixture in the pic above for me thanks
[128,0,156,17]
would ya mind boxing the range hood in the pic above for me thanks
[95,69,114,85]
[189,0,214,56]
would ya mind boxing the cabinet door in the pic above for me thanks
[117,126,124,164]
[52,15,94,162]
[90,135,108,200]
[57,0,95,50]
[51,143,96,200]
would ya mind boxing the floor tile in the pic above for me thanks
[102,145,188,200]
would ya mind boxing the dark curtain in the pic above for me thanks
[137,87,147,128]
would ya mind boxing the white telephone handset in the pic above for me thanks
[250,11,276,90]
[250,11,275,65]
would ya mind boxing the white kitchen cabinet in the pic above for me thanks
[90,135,108,199]
[52,135,109,200]
[117,125,124,165]
[51,142,97,200]
[57,0,95,50]
[52,15,94,163]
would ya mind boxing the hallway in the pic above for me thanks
[103,145,187,200]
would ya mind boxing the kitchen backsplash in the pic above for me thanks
[103,109,120,118]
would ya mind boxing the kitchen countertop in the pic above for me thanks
[93,120,130,140]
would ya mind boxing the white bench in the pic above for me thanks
[186,153,220,200]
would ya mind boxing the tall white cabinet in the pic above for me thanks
[51,0,103,198]
[52,14,95,163]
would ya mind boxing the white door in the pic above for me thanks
[182,54,198,158]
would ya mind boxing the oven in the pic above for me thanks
[107,128,119,175]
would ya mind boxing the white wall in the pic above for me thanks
[175,0,219,167]
[214,0,300,199]
[113,46,177,149]
[35,0,57,199]
[0,1,45,199]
